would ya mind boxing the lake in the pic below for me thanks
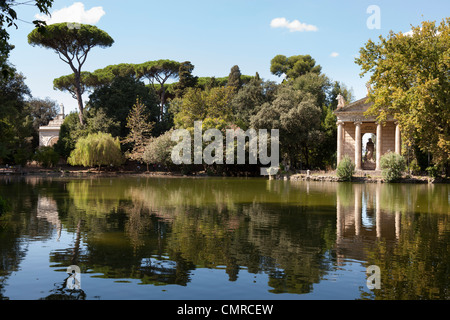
[0,176,448,300]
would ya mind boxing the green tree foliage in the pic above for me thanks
[135,60,181,119]
[227,65,242,91]
[328,81,354,110]
[231,75,278,129]
[34,146,59,168]
[1,0,54,77]
[270,54,321,80]
[336,155,355,181]
[54,109,119,159]
[251,84,322,168]
[87,75,159,137]
[355,18,450,170]
[68,132,124,169]
[142,129,176,169]
[173,86,235,129]
[25,97,58,149]
[380,152,406,182]
[53,71,101,99]
[123,99,154,161]
[173,61,198,98]
[28,23,114,125]
[0,69,34,164]
[54,112,87,159]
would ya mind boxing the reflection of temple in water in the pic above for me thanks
[37,196,62,241]
[335,183,402,264]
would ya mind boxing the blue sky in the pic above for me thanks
[6,0,450,114]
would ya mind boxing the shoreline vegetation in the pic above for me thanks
[1,162,447,184]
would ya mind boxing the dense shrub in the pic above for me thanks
[34,146,60,168]
[380,152,406,182]
[68,132,124,169]
[426,165,440,178]
[408,159,421,175]
[142,130,176,169]
[336,155,355,181]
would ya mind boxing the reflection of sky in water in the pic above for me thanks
[2,225,370,300]
[1,178,448,300]
[3,230,87,300]
[361,191,374,228]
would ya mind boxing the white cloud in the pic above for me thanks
[270,17,318,32]
[35,2,105,25]
[403,28,441,37]
[330,52,339,58]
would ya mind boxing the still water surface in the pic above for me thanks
[0,176,448,300]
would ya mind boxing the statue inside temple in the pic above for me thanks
[365,138,375,161]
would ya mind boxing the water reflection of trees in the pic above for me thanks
[1,176,449,299]
[0,177,59,299]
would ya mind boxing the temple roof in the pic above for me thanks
[334,96,372,114]
[334,96,397,122]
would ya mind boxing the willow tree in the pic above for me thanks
[28,23,114,125]
[68,132,124,170]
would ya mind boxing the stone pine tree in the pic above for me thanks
[135,60,180,121]
[28,23,114,125]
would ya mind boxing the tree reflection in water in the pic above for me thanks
[0,176,448,300]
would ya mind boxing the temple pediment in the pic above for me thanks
[334,96,395,122]
[336,96,372,113]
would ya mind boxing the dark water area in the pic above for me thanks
[0,176,448,300]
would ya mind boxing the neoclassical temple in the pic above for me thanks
[334,95,401,171]
[39,104,65,147]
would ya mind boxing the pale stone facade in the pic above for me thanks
[334,97,401,170]
[39,104,65,147]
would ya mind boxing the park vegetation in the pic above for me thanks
[0,16,448,177]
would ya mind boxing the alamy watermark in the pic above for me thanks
[366,265,381,290]
[366,5,381,30]
[66,265,81,290]
[171,121,280,176]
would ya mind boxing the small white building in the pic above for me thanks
[39,104,65,147]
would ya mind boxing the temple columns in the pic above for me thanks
[395,122,401,155]
[354,121,362,170]
[376,122,382,170]
[337,120,344,166]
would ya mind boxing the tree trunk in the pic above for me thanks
[74,72,84,125]
[160,86,165,121]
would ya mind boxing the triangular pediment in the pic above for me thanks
[335,96,372,114]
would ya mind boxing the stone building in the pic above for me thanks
[334,95,401,170]
[39,104,65,147]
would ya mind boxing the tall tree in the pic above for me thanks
[122,99,154,161]
[87,75,159,138]
[53,72,100,101]
[250,84,322,169]
[0,69,33,164]
[25,97,58,149]
[173,61,198,98]
[231,76,278,129]
[270,54,321,80]
[355,19,450,169]
[28,23,114,125]
[135,60,180,120]
[227,65,242,90]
